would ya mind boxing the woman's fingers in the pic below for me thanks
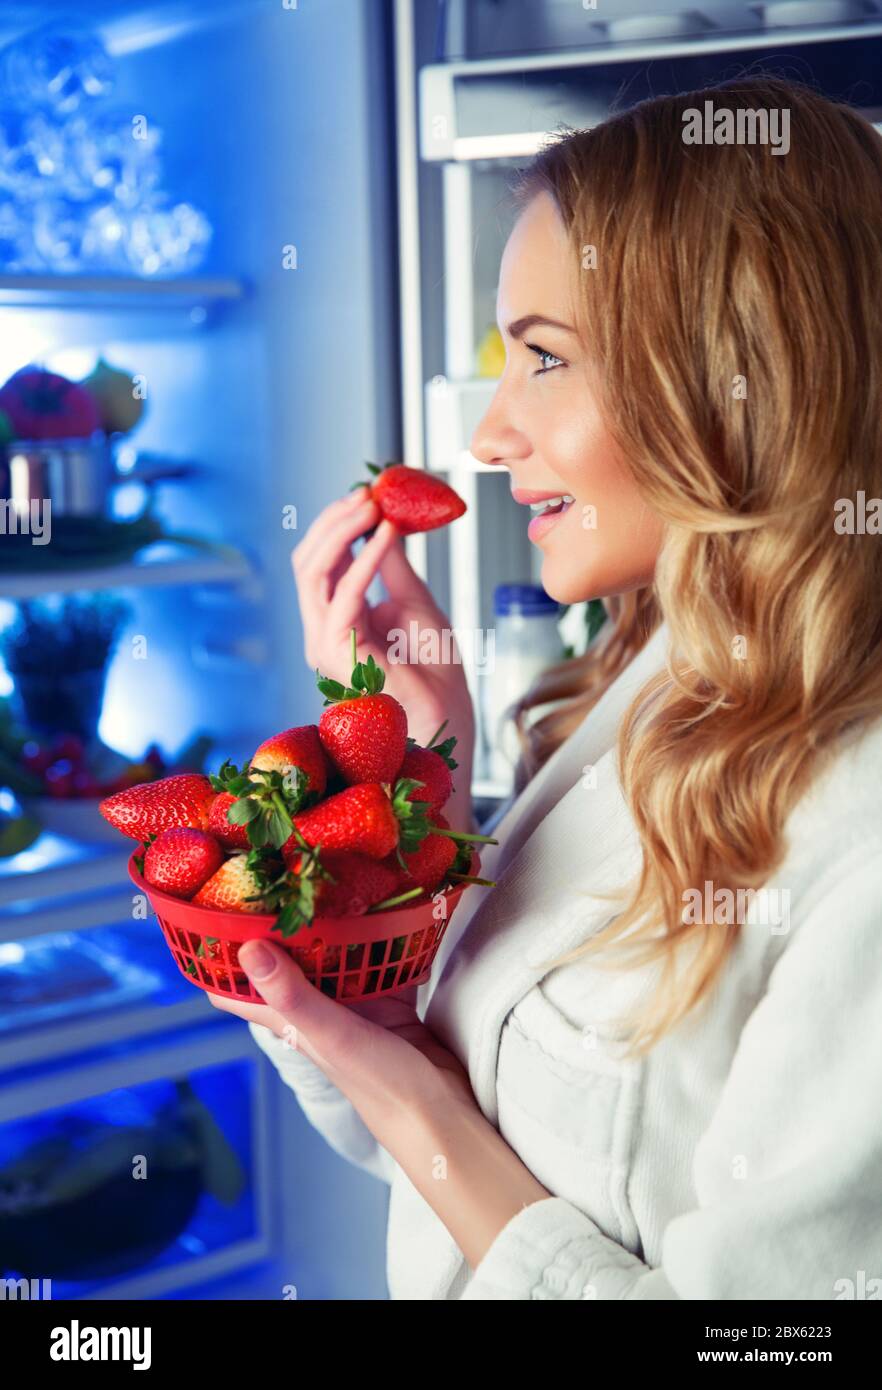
[206,993,287,1030]
[293,495,381,655]
[295,495,378,583]
[327,518,403,636]
[378,534,448,621]
[293,495,377,605]
[292,486,371,574]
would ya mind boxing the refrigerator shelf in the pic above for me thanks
[0,543,255,600]
[0,832,130,911]
[0,931,161,1036]
[421,25,882,162]
[436,0,882,65]
[0,918,214,1070]
[0,884,137,946]
[0,273,245,317]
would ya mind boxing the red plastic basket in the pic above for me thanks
[128,852,477,1004]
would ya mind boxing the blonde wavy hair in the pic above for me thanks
[506,76,882,1054]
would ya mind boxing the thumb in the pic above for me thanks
[238,939,365,1078]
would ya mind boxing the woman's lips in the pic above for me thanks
[512,487,571,505]
[526,497,575,542]
[511,489,576,542]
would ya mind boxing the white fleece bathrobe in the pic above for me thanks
[250,620,882,1299]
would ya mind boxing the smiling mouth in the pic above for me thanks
[528,494,575,518]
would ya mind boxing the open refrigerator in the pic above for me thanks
[1,0,881,1299]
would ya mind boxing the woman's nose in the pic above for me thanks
[469,387,528,470]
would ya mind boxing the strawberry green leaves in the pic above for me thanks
[248,835,335,938]
[315,630,386,705]
[411,718,458,771]
[390,776,433,856]
[209,758,317,852]
[133,833,156,876]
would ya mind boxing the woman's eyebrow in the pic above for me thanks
[504,313,577,339]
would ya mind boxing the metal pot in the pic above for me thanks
[0,438,196,518]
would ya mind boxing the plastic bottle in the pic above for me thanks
[480,583,564,788]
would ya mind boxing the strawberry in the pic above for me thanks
[390,814,458,892]
[248,813,423,936]
[320,691,406,786]
[201,936,241,969]
[100,773,215,841]
[208,726,326,853]
[254,847,413,940]
[250,725,327,795]
[298,937,336,973]
[143,827,224,900]
[284,848,401,918]
[288,783,403,860]
[397,721,458,814]
[192,854,269,913]
[316,635,406,785]
[208,791,251,850]
[359,462,466,535]
[196,936,247,992]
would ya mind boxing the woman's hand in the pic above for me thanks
[210,939,550,1270]
[291,489,476,818]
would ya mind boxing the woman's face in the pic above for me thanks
[470,191,664,604]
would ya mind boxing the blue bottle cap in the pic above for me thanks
[493,583,559,617]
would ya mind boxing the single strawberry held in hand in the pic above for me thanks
[143,827,224,900]
[358,461,466,535]
[317,632,407,784]
[100,773,215,841]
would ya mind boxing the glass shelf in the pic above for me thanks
[0,542,255,599]
[0,832,130,909]
[0,273,245,314]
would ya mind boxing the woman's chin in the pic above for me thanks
[537,557,601,606]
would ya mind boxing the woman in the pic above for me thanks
[210,77,882,1300]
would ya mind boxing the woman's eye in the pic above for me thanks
[526,343,565,375]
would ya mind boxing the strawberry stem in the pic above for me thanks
[316,632,386,703]
[447,872,497,886]
[433,828,498,845]
[414,721,458,769]
[270,791,293,831]
[426,719,448,748]
[368,886,427,912]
